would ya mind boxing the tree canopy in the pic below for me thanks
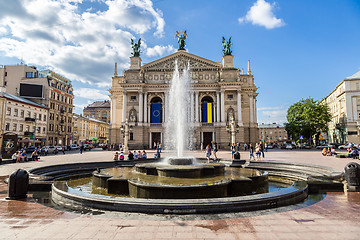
[285,98,331,143]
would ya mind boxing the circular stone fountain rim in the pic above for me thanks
[51,180,308,214]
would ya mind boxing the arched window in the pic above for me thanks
[201,96,214,123]
[150,97,162,123]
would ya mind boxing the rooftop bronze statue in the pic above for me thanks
[222,37,232,56]
[175,31,187,50]
[131,38,141,57]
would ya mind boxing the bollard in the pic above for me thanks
[234,152,240,160]
[344,162,360,192]
[7,169,29,199]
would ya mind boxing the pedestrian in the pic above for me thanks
[114,152,119,161]
[62,146,65,155]
[128,151,134,160]
[31,150,39,161]
[255,143,261,161]
[137,150,142,159]
[80,145,83,154]
[205,144,211,163]
[21,150,27,162]
[249,144,255,160]
[142,150,147,159]
[244,143,248,151]
[45,147,48,156]
[260,142,265,158]
[134,150,139,159]
[231,143,236,160]
[212,141,218,160]
[119,152,125,160]
[236,142,240,152]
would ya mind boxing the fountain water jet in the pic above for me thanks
[164,60,193,160]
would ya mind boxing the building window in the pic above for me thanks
[20,124,23,132]
[6,107,11,115]
[5,123,10,131]
[38,114,41,120]
[227,94,233,99]
[12,123,17,131]
[27,111,31,117]
[26,72,33,78]
[130,132,134,141]
[44,115,46,121]
[14,109,18,117]
[20,110,24,117]
[130,96,137,101]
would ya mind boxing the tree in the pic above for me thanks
[285,98,331,143]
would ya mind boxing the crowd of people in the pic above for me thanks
[113,150,147,161]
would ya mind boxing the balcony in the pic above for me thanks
[25,117,35,122]
[24,131,33,136]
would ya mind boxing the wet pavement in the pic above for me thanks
[1,149,360,239]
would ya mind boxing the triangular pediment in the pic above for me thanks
[142,51,221,71]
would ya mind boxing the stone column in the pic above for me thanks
[110,96,116,126]
[122,91,127,122]
[195,91,199,122]
[216,91,220,123]
[254,98,257,124]
[249,94,254,123]
[220,90,225,122]
[190,92,194,122]
[237,91,243,126]
[143,92,148,123]
[139,91,143,123]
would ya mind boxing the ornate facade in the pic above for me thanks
[109,50,258,149]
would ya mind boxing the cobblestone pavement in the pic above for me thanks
[0,149,359,239]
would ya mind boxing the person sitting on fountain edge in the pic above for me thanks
[128,151,134,160]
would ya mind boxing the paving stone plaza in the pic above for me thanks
[0,149,360,240]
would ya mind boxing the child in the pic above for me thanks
[119,152,125,160]
[114,152,119,161]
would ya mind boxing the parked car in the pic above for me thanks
[70,144,79,150]
[44,146,56,154]
[300,144,312,149]
[285,144,295,150]
[316,144,330,149]
[55,146,63,151]
[266,143,273,149]
[83,144,92,150]
[338,143,352,149]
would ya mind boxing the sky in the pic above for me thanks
[0,0,359,124]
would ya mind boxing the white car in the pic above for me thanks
[44,146,56,154]
[339,143,352,149]
[55,146,63,151]
[70,144,79,150]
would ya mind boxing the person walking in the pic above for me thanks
[255,143,261,161]
[62,146,65,155]
[212,141,218,160]
[231,143,236,160]
[205,144,211,163]
[260,142,265,158]
[244,143,248,151]
[249,144,255,160]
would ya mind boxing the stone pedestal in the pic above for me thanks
[130,57,141,70]
[222,55,234,68]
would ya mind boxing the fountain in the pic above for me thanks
[86,61,269,199]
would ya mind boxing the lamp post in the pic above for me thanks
[120,118,133,154]
[226,116,239,146]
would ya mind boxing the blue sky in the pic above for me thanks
[0,0,359,124]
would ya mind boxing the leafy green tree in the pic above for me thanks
[285,98,331,143]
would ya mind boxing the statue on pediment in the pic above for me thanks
[222,37,232,56]
[131,38,141,57]
[175,31,187,50]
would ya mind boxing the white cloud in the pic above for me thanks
[146,45,176,57]
[258,106,287,124]
[238,0,285,29]
[0,0,165,86]
[73,88,109,100]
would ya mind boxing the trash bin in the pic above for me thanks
[7,169,29,199]
[234,152,240,159]
[344,162,360,186]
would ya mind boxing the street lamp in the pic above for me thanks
[120,118,133,154]
[226,116,239,146]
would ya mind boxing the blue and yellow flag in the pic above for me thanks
[202,102,212,123]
